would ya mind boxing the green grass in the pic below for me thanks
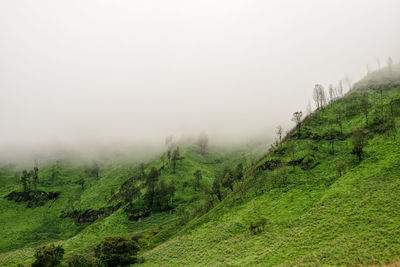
[0,143,256,266]
[138,69,400,266]
[1,66,400,266]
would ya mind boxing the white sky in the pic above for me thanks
[1,0,399,151]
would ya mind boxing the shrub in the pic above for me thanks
[68,254,94,267]
[32,244,64,267]
[249,217,267,235]
[94,236,139,266]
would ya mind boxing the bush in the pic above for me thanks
[94,236,139,266]
[32,244,64,267]
[68,254,93,267]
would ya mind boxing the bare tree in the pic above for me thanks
[313,84,326,110]
[328,84,334,103]
[344,75,353,91]
[276,125,283,143]
[337,80,343,97]
[291,111,303,135]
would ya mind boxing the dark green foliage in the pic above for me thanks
[171,146,180,173]
[326,128,339,154]
[67,254,94,267]
[60,204,121,224]
[193,169,202,191]
[301,155,318,170]
[335,161,346,178]
[94,236,139,266]
[249,217,267,234]
[351,128,369,161]
[222,171,234,191]
[257,159,281,171]
[211,177,223,201]
[20,170,30,192]
[85,163,99,178]
[5,190,59,208]
[32,244,64,267]
[77,176,85,190]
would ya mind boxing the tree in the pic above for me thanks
[32,160,39,190]
[328,84,334,103]
[21,170,30,193]
[160,154,166,167]
[276,125,283,143]
[197,133,209,155]
[120,179,141,204]
[140,163,146,179]
[344,75,353,91]
[351,128,368,161]
[291,111,303,136]
[222,171,234,191]
[233,163,244,181]
[287,140,296,171]
[326,128,338,154]
[211,177,222,201]
[94,236,139,266]
[77,176,85,190]
[337,80,344,97]
[193,170,202,191]
[360,92,370,125]
[85,162,99,178]
[167,150,171,164]
[172,146,180,174]
[312,84,326,110]
[32,244,64,267]
[388,57,393,75]
[335,107,344,134]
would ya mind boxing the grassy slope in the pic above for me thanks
[141,72,400,266]
[0,145,255,266]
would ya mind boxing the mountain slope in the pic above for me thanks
[140,69,400,266]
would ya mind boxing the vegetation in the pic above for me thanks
[0,63,399,266]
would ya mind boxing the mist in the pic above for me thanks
[1,0,400,160]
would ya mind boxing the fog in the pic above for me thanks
[1,0,400,160]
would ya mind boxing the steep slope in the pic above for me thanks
[140,69,400,266]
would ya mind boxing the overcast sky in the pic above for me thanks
[1,0,399,152]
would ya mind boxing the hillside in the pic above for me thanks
[0,145,259,266]
[139,67,400,266]
[1,65,400,266]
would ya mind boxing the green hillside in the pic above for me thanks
[139,67,400,266]
[1,65,400,266]
[0,145,258,266]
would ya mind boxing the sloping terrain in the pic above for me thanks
[1,66,399,266]
[0,145,254,266]
[139,67,400,266]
